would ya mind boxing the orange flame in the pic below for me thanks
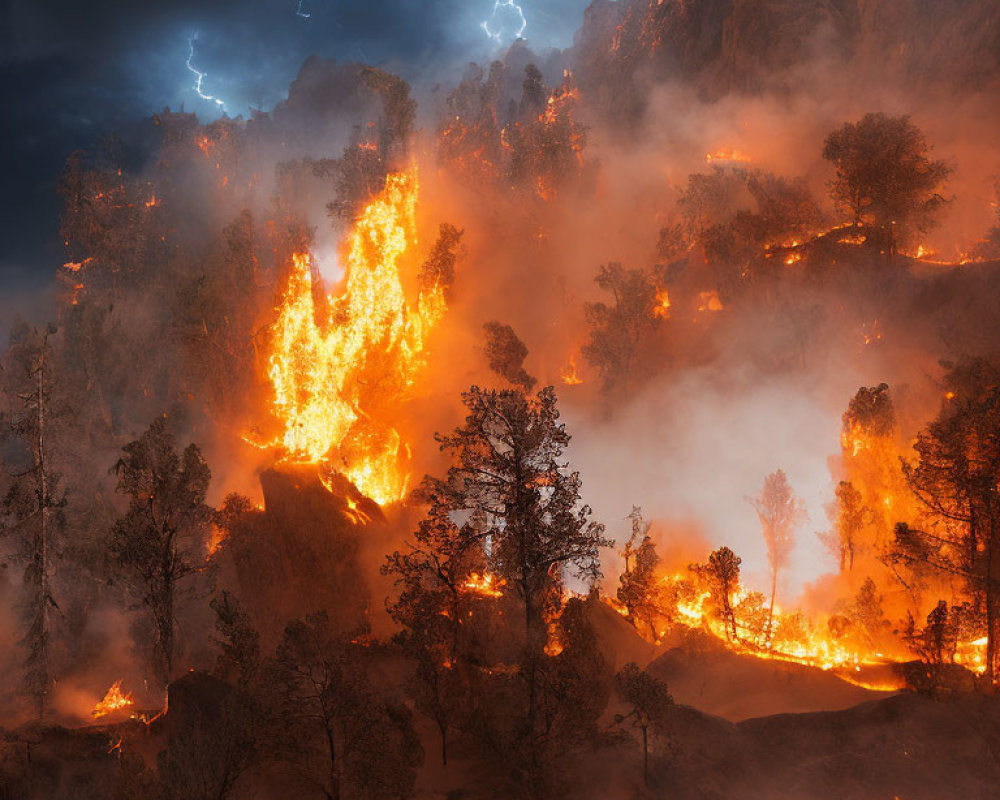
[561,357,583,386]
[706,149,750,164]
[259,172,445,505]
[653,288,671,319]
[463,572,505,598]
[92,680,135,718]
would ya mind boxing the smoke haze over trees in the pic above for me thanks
[2,1,1000,798]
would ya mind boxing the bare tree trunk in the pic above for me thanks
[29,344,51,718]
[439,721,448,766]
[324,722,340,800]
[642,724,649,788]
[767,569,777,648]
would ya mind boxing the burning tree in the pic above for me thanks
[691,546,742,640]
[822,112,951,259]
[749,469,806,644]
[617,507,665,640]
[0,322,66,717]
[893,358,1000,684]
[110,417,213,687]
[437,61,507,182]
[386,385,610,791]
[430,386,609,659]
[819,480,868,572]
[840,383,908,556]
[507,67,588,198]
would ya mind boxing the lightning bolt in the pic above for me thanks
[295,0,311,19]
[186,36,227,113]
[481,0,527,44]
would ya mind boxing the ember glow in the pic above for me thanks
[463,572,506,598]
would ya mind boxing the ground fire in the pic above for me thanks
[3,2,1000,799]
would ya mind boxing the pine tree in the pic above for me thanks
[0,323,66,717]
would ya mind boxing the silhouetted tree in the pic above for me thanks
[617,507,664,640]
[264,613,422,800]
[418,385,609,756]
[819,481,867,572]
[614,662,673,788]
[382,490,486,766]
[483,321,536,392]
[692,547,741,639]
[157,673,257,800]
[582,263,660,393]
[848,577,889,650]
[822,113,951,259]
[0,322,66,717]
[749,469,806,645]
[893,358,1000,684]
[110,418,212,686]
[418,223,463,299]
[211,590,260,687]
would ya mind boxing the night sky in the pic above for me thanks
[0,0,588,297]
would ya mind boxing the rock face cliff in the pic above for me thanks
[571,0,999,119]
[223,466,381,646]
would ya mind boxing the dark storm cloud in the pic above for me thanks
[0,0,589,295]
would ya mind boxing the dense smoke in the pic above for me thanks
[2,1,1000,797]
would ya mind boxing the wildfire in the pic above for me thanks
[706,149,750,164]
[861,319,883,346]
[653,288,671,319]
[544,622,565,657]
[463,572,506,598]
[561,357,583,386]
[92,680,135,718]
[609,572,901,679]
[62,257,92,272]
[259,172,445,505]
[697,289,723,312]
